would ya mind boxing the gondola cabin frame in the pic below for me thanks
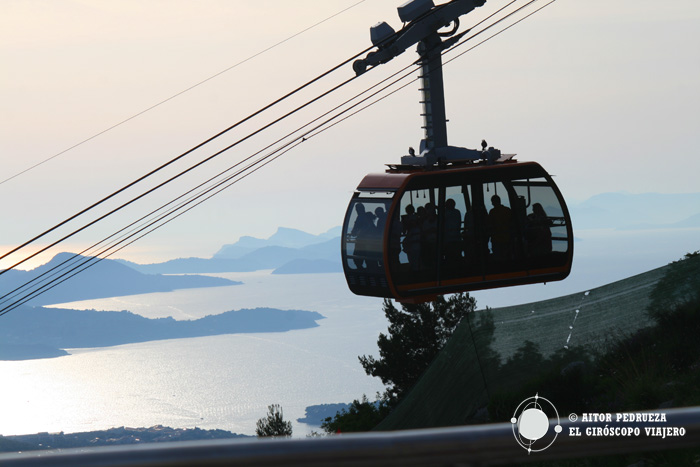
[341,161,573,303]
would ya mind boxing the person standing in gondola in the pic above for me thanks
[351,203,374,269]
[527,202,553,257]
[401,204,421,272]
[443,198,462,272]
[488,195,513,261]
[421,202,438,273]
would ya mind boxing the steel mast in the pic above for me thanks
[353,0,503,166]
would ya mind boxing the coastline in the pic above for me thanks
[0,425,250,453]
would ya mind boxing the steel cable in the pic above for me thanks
[0,0,559,316]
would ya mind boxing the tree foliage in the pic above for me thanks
[648,251,700,321]
[320,395,391,434]
[359,293,476,402]
[255,404,292,438]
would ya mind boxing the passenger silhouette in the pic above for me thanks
[421,203,438,272]
[374,207,387,232]
[401,204,421,272]
[463,207,476,264]
[350,203,375,269]
[388,210,403,271]
[368,207,387,268]
[527,202,553,257]
[443,198,462,271]
[488,195,513,261]
[351,203,367,234]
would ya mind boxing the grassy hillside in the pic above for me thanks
[376,256,697,431]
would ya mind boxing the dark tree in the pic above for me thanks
[359,293,477,402]
[648,251,700,321]
[320,395,391,434]
[255,404,292,438]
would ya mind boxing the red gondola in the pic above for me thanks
[341,159,573,302]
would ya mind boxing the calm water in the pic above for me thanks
[1,227,697,437]
[2,272,388,437]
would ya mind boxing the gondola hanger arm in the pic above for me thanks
[353,0,485,75]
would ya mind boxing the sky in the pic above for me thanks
[1,0,699,268]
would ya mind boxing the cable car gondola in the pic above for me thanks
[342,158,573,302]
[341,0,573,302]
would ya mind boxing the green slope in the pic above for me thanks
[376,263,672,431]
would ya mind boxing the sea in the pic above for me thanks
[1,227,698,438]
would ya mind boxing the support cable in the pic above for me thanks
[445,0,554,63]
[0,56,423,314]
[0,56,371,275]
[0,142,302,316]
[0,0,558,316]
[0,42,376,270]
[0,0,536,274]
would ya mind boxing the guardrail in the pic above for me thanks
[1,406,698,467]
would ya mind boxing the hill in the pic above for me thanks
[121,235,341,274]
[114,193,700,275]
[375,260,675,430]
[272,259,341,274]
[0,426,249,452]
[0,306,325,361]
[213,226,341,259]
[0,253,239,307]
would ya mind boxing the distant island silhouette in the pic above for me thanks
[0,252,240,307]
[110,226,342,275]
[114,193,700,275]
[0,425,249,452]
[0,306,324,361]
[118,234,342,275]
[297,403,351,426]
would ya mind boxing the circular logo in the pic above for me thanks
[510,393,562,453]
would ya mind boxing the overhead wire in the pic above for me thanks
[5,5,458,280]
[5,0,455,276]
[2,23,434,309]
[310,0,553,141]
[0,46,377,275]
[1,4,461,309]
[0,0,554,316]
[0,0,535,274]
[0,142,302,315]
[0,32,378,272]
[0,140,307,316]
[443,0,557,65]
[0,0,368,188]
[0,0,559,317]
[0,47,425,315]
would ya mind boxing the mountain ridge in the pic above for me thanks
[115,192,699,274]
[119,236,342,275]
[213,226,341,259]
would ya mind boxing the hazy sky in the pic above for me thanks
[1,0,699,268]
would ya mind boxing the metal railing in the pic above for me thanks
[1,406,698,467]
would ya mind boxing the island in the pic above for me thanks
[0,306,325,361]
[0,426,250,453]
[1,252,240,307]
